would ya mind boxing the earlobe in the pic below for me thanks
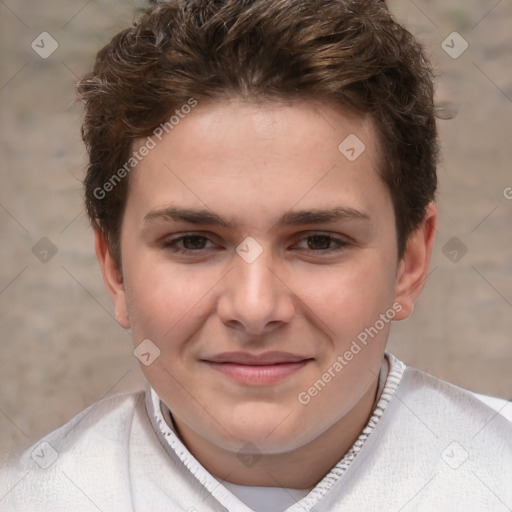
[393,203,437,321]
[94,230,131,329]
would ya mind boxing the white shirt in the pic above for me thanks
[1,352,511,511]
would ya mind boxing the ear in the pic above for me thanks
[393,202,437,321]
[94,229,130,329]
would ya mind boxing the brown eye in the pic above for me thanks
[292,233,350,255]
[181,235,208,250]
[163,234,215,253]
[307,235,334,250]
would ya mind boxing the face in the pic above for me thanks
[98,98,434,458]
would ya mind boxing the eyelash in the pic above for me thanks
[161,233,350,256]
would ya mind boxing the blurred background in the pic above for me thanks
[1,0,511,462]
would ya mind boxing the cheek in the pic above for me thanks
[294,258,396,332]
[123,259,221,343]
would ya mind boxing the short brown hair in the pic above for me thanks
[78,0,438,266]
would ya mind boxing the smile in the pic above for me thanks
[201,351,313,386]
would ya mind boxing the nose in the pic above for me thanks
[216,245,295,336]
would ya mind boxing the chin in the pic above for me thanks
[217,411,314,453]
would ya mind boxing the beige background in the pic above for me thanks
[1,0,511,463]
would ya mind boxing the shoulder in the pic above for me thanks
[398,360,512,431]
[387,357,512,457]
[0,390,147,512]
[338,355,512,509]
[379,357,512,507]
[26,389,148,459]
[470,391,512,422]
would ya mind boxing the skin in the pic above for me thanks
[96,98,437,489]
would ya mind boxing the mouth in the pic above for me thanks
[200,351,314,386]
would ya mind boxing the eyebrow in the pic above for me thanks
[143,206,370,228]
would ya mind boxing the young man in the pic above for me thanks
[1,1,511,510]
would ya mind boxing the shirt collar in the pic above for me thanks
[145,352,406,511]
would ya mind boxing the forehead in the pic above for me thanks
[126,98,390,228]
[142,98,378,165]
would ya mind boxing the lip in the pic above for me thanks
[201,351,313,386]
